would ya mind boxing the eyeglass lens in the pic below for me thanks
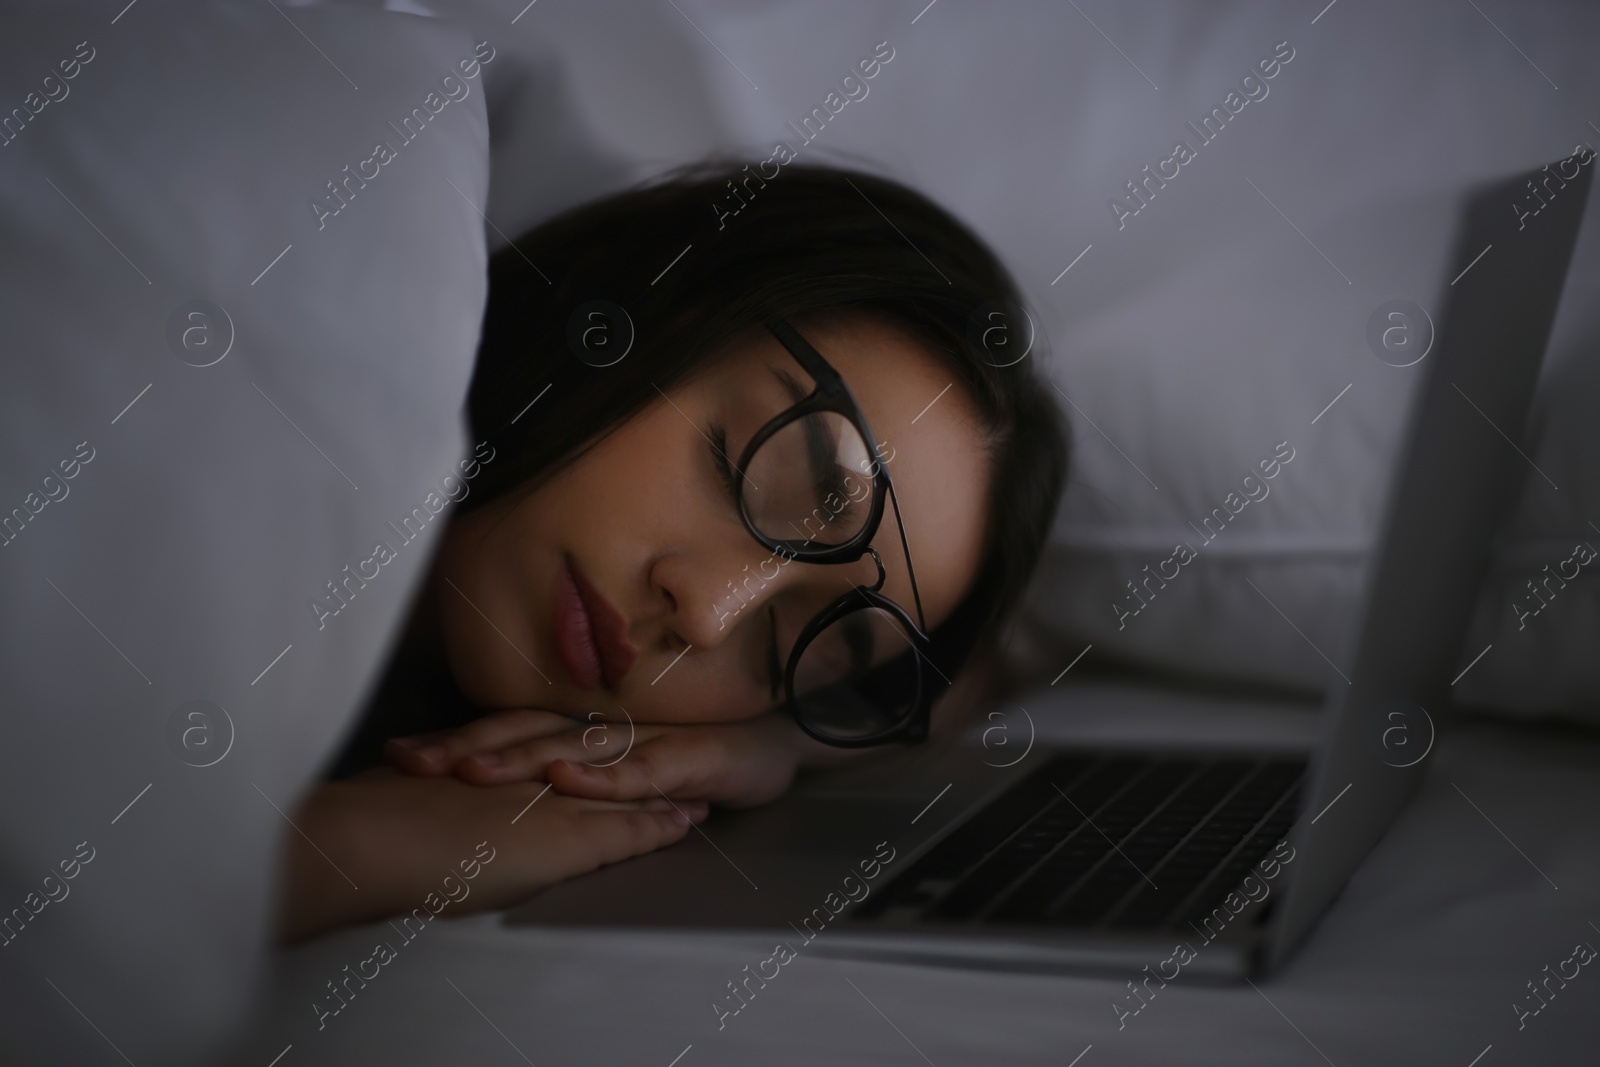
[742,410,875,549]
[790,602,923,742]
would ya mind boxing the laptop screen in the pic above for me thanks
[1267,152,1594,968]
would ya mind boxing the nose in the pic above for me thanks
[648,541,795,651]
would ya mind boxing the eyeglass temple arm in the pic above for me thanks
[767,318,926,630]
[885,480,926,630]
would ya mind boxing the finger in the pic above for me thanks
[567,795,708,820]
[578,808,701,871]
[453,719,655,785]
[553,725,735,801]
[546,757,627,800]
[451,732,590,784]
[385,709,573,775]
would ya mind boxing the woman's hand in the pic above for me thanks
[279,769,705,943]
[383,709,829,809]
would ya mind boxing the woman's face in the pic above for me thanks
[435,315,992,726]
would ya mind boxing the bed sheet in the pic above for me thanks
[234,682,1600,1065]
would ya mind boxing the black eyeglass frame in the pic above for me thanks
[730,319,936,748]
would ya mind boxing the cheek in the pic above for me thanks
[435,509,552,708]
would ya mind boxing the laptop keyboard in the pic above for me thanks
[855,753,1304,930]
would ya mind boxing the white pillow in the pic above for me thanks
[0,5,489,1062]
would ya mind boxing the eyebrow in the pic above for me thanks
[770,364,809,403]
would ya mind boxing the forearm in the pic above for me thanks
[276,782,396,944]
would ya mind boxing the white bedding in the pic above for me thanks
[5,3,1595,1062]
[0,5,493,1060]
[234,681,1600,1065]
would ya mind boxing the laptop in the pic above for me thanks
[505,156,1591,977]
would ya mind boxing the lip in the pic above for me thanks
[552,557,638,691]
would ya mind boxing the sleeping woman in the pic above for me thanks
[279,165,1068,942]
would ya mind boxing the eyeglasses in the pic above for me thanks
[728,319,936,748]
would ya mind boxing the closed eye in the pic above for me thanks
[708,423,743,501]
[766,603,782,701]
[840,610,875,676]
